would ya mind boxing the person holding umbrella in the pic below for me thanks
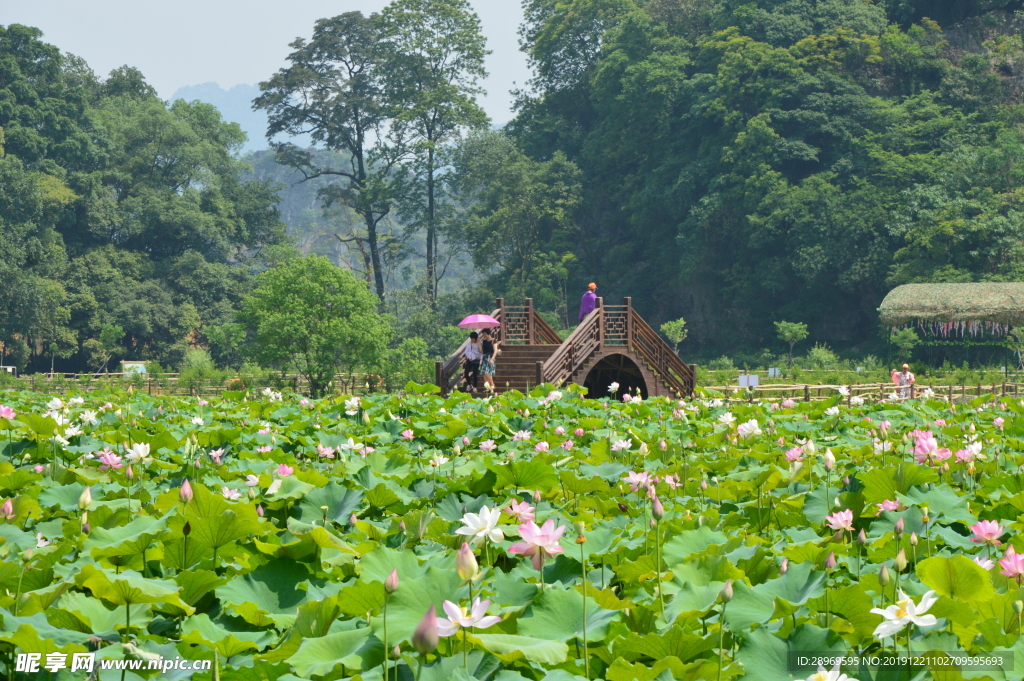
[457,313,501,393]
[480,328,499,391]
[463,332,482,392]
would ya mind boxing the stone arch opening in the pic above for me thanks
[582,353,648,400]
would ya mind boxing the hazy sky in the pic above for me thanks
[5,0,532,124]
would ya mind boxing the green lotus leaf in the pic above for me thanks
[661,526,728,564]
[295,482,363,523]
[472,634,568,665]
[284,627,382,676]
[181,613,274,659]
[916,554,995,604]
[85,514,168,559]
[736,625,846,681]
[216,558,314,628]
[518,585,617,642]
[75,564,192,612]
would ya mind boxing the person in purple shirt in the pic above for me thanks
[579,283,598,321]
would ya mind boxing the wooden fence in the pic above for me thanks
[701,381,1024,403]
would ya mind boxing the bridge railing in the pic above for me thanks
[626,298,695,396]
[541,307,602,387]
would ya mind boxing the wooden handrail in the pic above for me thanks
[532,311,564,344]
[541,309,602,387]
[629,311,695,396]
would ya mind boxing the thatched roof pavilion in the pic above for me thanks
[879,283,1024,336]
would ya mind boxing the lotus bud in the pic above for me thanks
[362,411,370,426]
[857,529,867,546]
[700,479,708,491]
[823,449,835,471]
[257,504,264,517]
[894,548,908,572]
[125,464,134,480]
[843,476,850,486]
[78,487,93,511]
[618,503,628,513]
[894,518,904,536]
[652,495,665,520]
[779,558,788,575]
[834,497,842,508]
[182,521,191,537]
[969,423,976,433]
[385,568,400,594]
[659,439,668,451]
[350,513,358,525]
[523,409,530,418]
[179,479,194,504]
[82,521,91,534]
[803,440,816,455]
[639,442,649,456]
[910,532,919,546]
[720,580,733,603]
[394,645,401,659]
[411,605,439,654]
[456,543,479,582]
[533,490,542,503]
[878,563,890,586]
[1015,600,1024,615]
[698,515,706,526]
[400,520,407,533]
[81,511,88,526]
[825,552,837,570]
[22,548,33,562]
[650,518,656,528]
[248,486,256,500]
[453,445,461,457]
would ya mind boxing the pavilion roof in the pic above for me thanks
[879,283,1024,326]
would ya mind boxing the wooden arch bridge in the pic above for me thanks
[436,298,696,398]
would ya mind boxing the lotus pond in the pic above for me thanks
[1,384,1024,681]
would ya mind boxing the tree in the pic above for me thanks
[238,256,392,396]
[255,12,406,300]
[660,318,688,353]
[379,0,490,307]
[775,321,808,366]
[890,327,919,357]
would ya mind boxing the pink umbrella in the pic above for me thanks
[458,314,500,329]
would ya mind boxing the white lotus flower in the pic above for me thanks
[69,396,85,406]
[611,439,632,451]
[191,417,204,426]
[338,437,364,452]
[430,454,449,468]
[737,419,761,439]
[837,386,850,397]
[718,412,736,425]
[80,410,98,426]
[825,406,840,417]
[871,589,938,639]
[125,442,151,463]
[455,506,504,547]
[47,397,64,410]
[64,425,83,438]
[608,382,620,394]
[850,396,864,406]
[345,396,360,415]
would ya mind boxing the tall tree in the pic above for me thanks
[379,0,490,307]
[255,12,406,300]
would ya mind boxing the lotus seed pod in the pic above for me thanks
[618,503,628,513]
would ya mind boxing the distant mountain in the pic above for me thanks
[169,82,311,152]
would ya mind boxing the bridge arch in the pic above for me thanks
[579,351,654,399]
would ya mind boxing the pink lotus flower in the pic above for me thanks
[782,399,796,408]
[299,399,309,407]
[479,439,497,452]
[317,444,336,459]
[222,487,241,500]
[664,474,681,489]
[0,498,14,519]
[504,499,536,523]
[401,429,415,441]
[0,405,16,420]
[257,445,273,453]
[512,430,531,442]
[995,417,1005,429]
[879,420,891,431]
[258,428,270,436]
[624,471,651,491]
[98,451,124,471]
[534,441,550,452]
[463,436,471,446]
[209,449,224,465]
[876,500,899,513]
[509,519,566,570]
[825,509,854,531]
[574,428,585,437]
[555,426,566,436]
[245,474,260,487]
[198,400,209,406]
[1000,546,1024,583]
[970,520,1003,545]
[934,419,946,427]
[974,556,995,570]
[277,464,294,477]
[560,440,574,451]
[784,447,803,462]
[955,449,973,463]
[914,433,951,464]
[33,465,44,474]
[436,598,502,637]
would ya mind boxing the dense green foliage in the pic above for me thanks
[0,25,287,374]
[498,0,1024,359]
[1,385,1024,679]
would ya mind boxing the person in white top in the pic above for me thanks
[463,332,482,391]
[891,363,915,398]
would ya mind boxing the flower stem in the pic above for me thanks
[717,602,727,681]
[580,541,590,681]
[382,596,389,681]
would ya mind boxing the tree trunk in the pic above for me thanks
[363,211,386,300]
[425,145,436,310]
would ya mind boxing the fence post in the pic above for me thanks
[803,385,810,402]
[435,361,443,394]
[624,297,633,348]
[910,384,915,399]
[535,361,543,389]
[597,297,604,347]
[525,298,535,344]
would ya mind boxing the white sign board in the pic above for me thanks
[121,361,148,374]
[0,366,16,376]
[768,367,781,378]
[738,374,759,388]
